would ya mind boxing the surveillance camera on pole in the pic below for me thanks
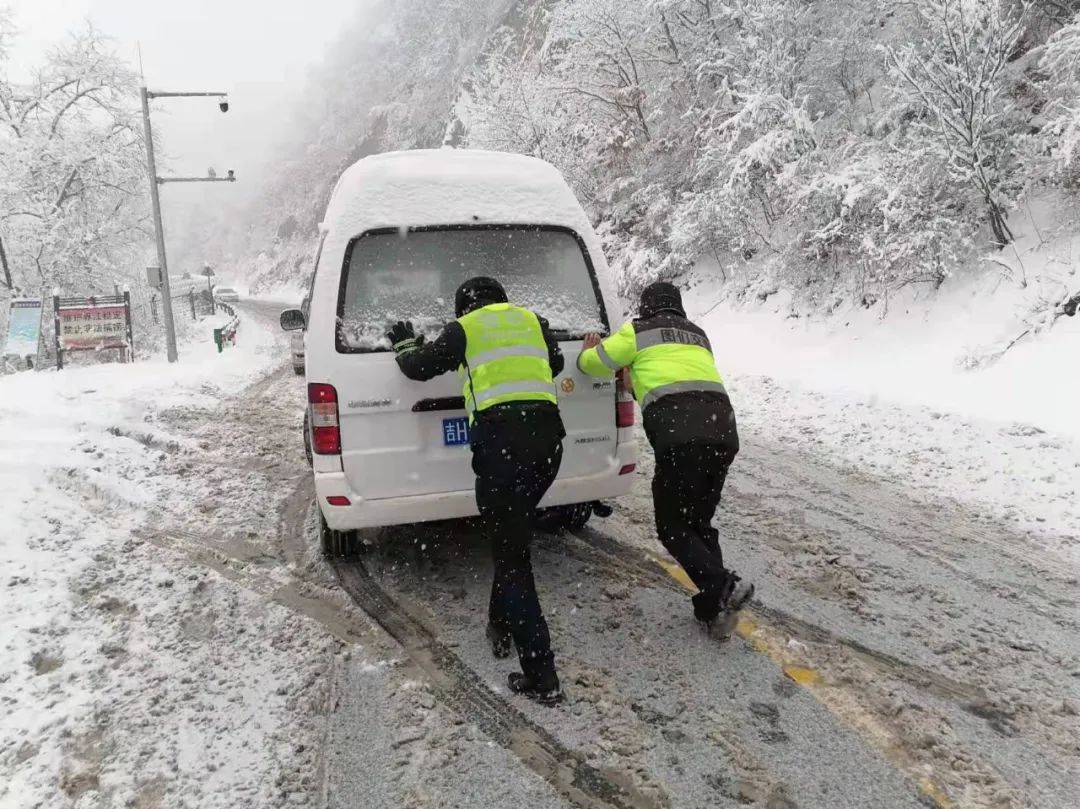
[219,97,229,113]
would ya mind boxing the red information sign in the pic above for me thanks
[53,293,134,369]
[58,305,129,349]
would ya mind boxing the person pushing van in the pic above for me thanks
[386,276,567,705]
[578,281,754,637]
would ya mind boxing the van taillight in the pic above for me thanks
[308,383,341,455]
[615,372,635,428]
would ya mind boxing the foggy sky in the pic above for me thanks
[6,0,365,278]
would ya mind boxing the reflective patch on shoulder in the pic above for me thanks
[635,327,712,351]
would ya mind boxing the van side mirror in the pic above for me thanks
[280,309,306,331]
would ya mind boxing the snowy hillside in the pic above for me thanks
[207,1,1080,311]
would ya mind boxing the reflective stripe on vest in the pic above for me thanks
[467,345,550,367]
[457,303,557,418]
[630,321,725,411]
[594,342,621,371]
[640,379,728,410]
[472,379,558,408]
[635,327,712,352]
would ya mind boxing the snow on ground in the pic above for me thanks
[685,251,1080,558]
[3,238,1077,807]
[0,312,335,808]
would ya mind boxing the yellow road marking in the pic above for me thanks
[653,557,953,809]
[657,559,695,591]
[781,666,819,686]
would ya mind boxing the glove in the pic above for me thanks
[387,321,421,354]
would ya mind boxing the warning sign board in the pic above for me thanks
[53,293,134,368]
[58,305,129,349]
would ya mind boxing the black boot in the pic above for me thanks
[507,672,564,706]
[486,622,512,659]
[698,573,755,641]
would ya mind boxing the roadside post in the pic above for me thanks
[52,290,62,370]
[123,288,134,359]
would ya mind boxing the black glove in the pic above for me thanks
[387,321,421,354]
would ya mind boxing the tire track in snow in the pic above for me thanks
[330,559,667,809]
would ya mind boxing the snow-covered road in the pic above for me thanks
[2,300,1077,809]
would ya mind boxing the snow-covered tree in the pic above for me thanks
[886,0,1029,246]
[0,20,148,295]
[1038,10,1080,185]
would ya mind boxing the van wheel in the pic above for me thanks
[561,503,593,532]
[319,511,361,558]
[303,412,312,466]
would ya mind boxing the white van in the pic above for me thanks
[281,149,637,553]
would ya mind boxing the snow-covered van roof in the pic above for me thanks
[321,149,594,237]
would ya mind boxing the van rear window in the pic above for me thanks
[337,226,608,352]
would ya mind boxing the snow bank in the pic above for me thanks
[0,312,302,806]
[682,265,1080,550]
[692,273,1080,439]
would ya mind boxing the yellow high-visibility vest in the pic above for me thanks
[458,303,557,421]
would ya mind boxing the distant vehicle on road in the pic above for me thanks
[279,149,636,555]
[215,287,240,303]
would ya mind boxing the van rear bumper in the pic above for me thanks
[316,445,638,531]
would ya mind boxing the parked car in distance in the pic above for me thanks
[215,287,240,303]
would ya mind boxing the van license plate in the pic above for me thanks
[442,417,470,446]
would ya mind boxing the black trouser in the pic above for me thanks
[652,441,736,622]
[471,415,563,682]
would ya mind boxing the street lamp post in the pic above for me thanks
[139,86,236,363]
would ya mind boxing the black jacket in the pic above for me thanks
[395,314,566,447]
[632,311,739,456]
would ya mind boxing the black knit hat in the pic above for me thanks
[639,281,685,318]
[455,276,508,317]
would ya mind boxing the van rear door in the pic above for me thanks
[334,226,615,502]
